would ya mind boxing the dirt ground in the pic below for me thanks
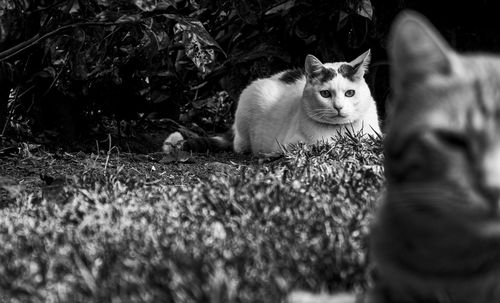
[0,141,259,206]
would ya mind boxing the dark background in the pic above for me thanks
[0,0,498,152]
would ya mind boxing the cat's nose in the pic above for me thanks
[333,104,343,114]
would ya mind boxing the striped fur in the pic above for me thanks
[373,10,500,303]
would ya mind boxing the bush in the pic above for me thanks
[0,0,379,146]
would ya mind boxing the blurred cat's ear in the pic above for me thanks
[390,11,456,91]
[305,55,323,77]
[350,49,371,78]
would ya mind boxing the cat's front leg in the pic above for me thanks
[233,126,251,153]
[286,288,386,303]
[280,133,307,152]
[287,291,358,303]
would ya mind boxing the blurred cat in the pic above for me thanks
[288,9,500,303]
[164,52,380,155]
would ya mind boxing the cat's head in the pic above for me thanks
[302,50,373,126]
[386,11,500,220]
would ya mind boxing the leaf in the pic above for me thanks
[0,0,16,10]
[140,30,158,55]
[191,95,218,110]
[179,31,215,74]
[69,0,80,14]
[0,61,16,82]
[338,0,372,30]
[0,0,26,44]
[357,0,373,20]
[116,14,142,23]
[189,0,200,10]
[233,0,262,25]
[169,15,225,74]
[337,11,349,30]
[134,0,175,12]
[158,0,177,9]
[230,42,290,65]
[34,67,57,79]
[169,15,224,53]
[150,21,170,50]
[134,0,157,12]
[265,0,295,16]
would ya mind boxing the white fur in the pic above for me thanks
[233,52,380,154]
[287,291,357,303]
[163,131,184,154]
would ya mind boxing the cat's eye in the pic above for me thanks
[434,130,469,150]
[345,90,355,97]
[319,90,331,98]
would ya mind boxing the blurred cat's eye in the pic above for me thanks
[319,90,331,98]
[434,130,469,150]
[345,90,355,97]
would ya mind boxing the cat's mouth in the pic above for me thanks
[307,113,353,125]
[303,104,354,124]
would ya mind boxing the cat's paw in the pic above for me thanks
[163,132,184,154]
[286,291,357,303]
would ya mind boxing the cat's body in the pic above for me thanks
[233,55,380,154]
[370,10,500,303]
[288,10,500,303]
[164,52,380,155]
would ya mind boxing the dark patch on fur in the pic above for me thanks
[279,68,305,84]
[338,64,360,81]
[181,130,234,152]
[310,67,337,83]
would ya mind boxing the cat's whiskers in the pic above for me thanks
[306,108,339,122]
[385,183,500,235]
[389,184,474,209]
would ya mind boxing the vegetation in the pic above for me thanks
[0,0,389,149]
[1,0,499,149]
[0,133,384,302]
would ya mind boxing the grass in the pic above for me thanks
[0,133,384,303]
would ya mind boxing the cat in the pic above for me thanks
[288,10,500,303]
[164,51,380,155]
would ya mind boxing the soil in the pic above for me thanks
[0,139,257,206]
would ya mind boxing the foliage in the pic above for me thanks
[0,0,378,147]
[0,133,384,302]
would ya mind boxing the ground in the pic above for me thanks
[0,133,384,303]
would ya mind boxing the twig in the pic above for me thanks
[0,34,41,61]
[42,52,70,97]
[28,0,69,14]
[1,88,18,137]
[0,21,136,61]
[104,133,112,171]
[104,134,119,171]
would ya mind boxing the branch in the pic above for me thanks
[0,21,136,61]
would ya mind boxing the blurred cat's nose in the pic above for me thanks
[481,185,500,213]
[480,145,500,210]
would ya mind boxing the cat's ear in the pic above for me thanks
[350,49,371,78]
[305,55,324,78]
[389,11,457,89]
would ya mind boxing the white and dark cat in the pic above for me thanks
[164,51,380,155]
[289,10,500,303]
